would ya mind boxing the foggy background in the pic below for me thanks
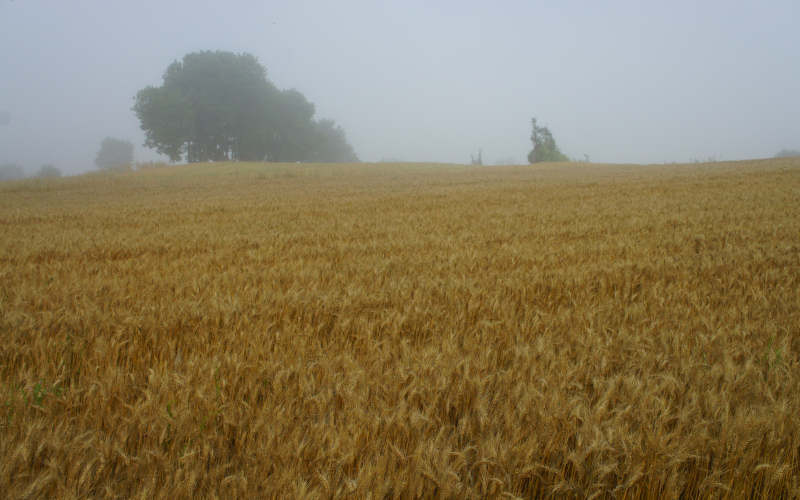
[1,0,798,175]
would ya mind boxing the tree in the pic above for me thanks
[775,149,800,158]
[131,86,192,162]
[470,149,483,165]
[528,117,569,163]
[269,89,316,162]
[133,50,358,163]
[308,119,359,162]
[95,137,134,169]
[134,51,283,162]
[36,164,62,178]
[0,163,25,181]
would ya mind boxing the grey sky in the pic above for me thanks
[1,0,798,174]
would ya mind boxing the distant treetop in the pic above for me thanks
[95,137,134,170]
[528,117,569,163]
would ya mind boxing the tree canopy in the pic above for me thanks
[528,118,568,163]
[133,51,357,163]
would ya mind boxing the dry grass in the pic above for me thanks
[1,158,799,498]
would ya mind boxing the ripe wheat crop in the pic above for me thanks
[1,159,799,498]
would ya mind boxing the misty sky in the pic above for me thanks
[1,0,798,174]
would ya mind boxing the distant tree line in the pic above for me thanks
[775,149,800,158]
[0,163,25,181]
[133,51,358,163]
[0,163,62,180]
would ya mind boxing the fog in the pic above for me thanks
[1,0,798,175]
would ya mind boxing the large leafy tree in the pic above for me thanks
[528,117,568,163]
[132,86,192,162]
[133,51,357,163]
[134,51,275,162]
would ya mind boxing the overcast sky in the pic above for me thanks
[1,0,798,174]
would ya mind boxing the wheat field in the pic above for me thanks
[1,159,798,498]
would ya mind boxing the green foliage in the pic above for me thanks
[29,381,63,407]
[95,137,134,170]
[133,50,358,163]
[308,119,359,163]
[527,117,569,163]
[133,86,192,162]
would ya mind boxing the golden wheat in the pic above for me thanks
[1,159,798,498]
